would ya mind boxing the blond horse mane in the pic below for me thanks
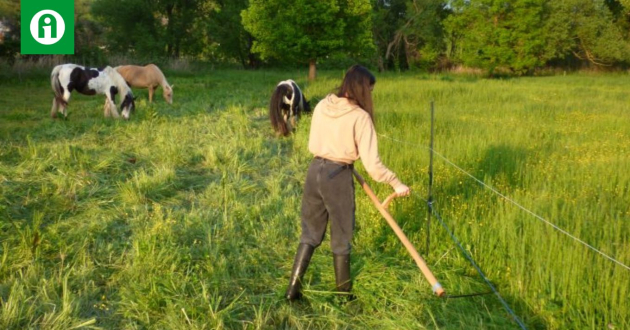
[149,64,172,92]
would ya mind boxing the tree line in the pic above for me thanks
[1,0,629,77]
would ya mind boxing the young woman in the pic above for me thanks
[286,65,411,301]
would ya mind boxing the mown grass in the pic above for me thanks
[0,70,628,329]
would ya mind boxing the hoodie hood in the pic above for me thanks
[318,94,360,118]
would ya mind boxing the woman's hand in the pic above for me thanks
[394,183,411,197]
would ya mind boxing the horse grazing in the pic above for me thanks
[51,64,136,120]
[115,64,174,104]
[269,79,310,136]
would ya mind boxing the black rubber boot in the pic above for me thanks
[333,253,353,300]
[285,243,315,301]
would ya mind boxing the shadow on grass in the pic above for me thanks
[433,144,546,329]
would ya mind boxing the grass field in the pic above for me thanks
[1,69,628,329]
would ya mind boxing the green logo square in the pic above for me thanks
[21,0,74,54]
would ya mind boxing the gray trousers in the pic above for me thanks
[300,157,355,255]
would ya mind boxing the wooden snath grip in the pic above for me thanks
[353,169,445,297]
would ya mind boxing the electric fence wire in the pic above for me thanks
[379,134,630,272]
[424,196,528,330]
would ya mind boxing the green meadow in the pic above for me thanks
[1,69,628,329]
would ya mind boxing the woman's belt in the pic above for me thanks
[314,156,354,179]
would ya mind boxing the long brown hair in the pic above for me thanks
[337,65,376,122]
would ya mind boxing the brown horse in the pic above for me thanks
[115,64,173,104]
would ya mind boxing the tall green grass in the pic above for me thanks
[0,70,628,329]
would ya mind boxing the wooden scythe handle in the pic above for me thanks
[381,193,397,209]
[353,169,445,297]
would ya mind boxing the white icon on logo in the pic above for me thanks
[30,10,65,45]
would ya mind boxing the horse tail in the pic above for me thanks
[269,84,291,136]
[50,65,67,107]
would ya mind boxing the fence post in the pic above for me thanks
[426,101,435,255]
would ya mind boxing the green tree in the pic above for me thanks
[542,0,630,67]
[372,0,449,72]
[242,0,374,80]
[73,0,105,64]
[207,0,258,68]
[92,0,214,58]
[161,0,215,57]
[372,0,407,71]
[0,0,20,62]
[444,0,548,75]
[388,0,448,70]
[92,0,163,56]
[605,0,630,33]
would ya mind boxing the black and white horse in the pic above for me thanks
[51,64,136,119]
[269,79,310,136]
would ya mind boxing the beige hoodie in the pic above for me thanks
[308,94,403,189]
